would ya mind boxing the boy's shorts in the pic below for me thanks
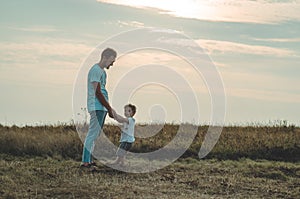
[116,142,133,157]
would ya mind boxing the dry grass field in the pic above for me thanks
[0,123,299,198]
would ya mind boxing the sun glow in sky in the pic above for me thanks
[98,0,217,21]
[98,0,300,23]
[98,0,214,20]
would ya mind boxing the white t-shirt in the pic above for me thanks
[119,117,135,143]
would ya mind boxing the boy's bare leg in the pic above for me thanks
[119,152,129,166]
[110,158,118,164]
[119,157,125,165]
[109,156,125,165]
[109,157,121,164]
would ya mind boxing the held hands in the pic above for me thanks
[111,109,126,123]
[111,109,122,123]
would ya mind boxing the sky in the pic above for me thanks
[0,0,299,126]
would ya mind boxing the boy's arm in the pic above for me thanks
[112,110,129,123]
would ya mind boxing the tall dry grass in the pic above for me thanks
[0,123,299,162]
[0,124,82,160]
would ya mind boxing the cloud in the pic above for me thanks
[8,25,59,33]
[221,70,300,103]
[102,20,144,28]
[0,38,93,86]
[0,39,92,65]
[146,37,297,57]
[197,39,297,57]
[229,88,300,103]
[96,0,300,24]
[117,20,144,28]
[252,37,300,43]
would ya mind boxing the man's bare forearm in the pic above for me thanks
[93,82,114,118]
[95,89,112,112]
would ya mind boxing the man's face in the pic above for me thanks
[106,56,116,69]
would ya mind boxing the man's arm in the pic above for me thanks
[112,110,128,123]
[93,82,114,118]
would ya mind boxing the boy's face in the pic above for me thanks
[124,106,133,118]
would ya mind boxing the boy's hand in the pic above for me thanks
[112,109,117,119]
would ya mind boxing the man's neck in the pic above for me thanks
[97,62,105,69]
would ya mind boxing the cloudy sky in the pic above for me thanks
[1,0,299,126]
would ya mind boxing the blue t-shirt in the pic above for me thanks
[87,64,108,112]
[120,117,135,143]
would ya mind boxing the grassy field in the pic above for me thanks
[0,124,299,198]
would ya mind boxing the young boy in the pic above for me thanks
[111,104,136,166]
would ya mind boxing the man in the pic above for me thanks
[81,48,117,168]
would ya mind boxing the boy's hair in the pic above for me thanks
[125,104,137,116]
[101,48,117,59]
